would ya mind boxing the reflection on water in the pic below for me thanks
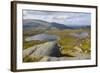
[25,33,60,41]
[70,32,88,39]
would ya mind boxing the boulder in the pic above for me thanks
[40,56,68,62]
[23,41,61,58]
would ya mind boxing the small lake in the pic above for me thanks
[25,34,60,41]
[70,32,89,38]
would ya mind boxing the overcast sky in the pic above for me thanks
[23,10,91,26]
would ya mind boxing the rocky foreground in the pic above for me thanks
[23,41,90,62]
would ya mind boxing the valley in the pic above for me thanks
[23,19,91,62]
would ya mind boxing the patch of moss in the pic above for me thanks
[80,38,91,53]
[23,40,47,49]
[23,56,33,62]
[23,56,43,62]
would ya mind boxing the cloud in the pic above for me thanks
[23,10,91,26]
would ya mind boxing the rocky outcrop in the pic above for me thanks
[40,56,68,61]
[40,53,90,62]
[23,41,90,62]
[23,41,61,58]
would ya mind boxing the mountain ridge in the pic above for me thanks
[23,19,90,30]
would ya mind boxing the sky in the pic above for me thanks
[23,10,91,26]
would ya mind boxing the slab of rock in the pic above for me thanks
[40,54,90,62]
[40,56,68,61]
[23,41,61,58]
[23,46,37,58]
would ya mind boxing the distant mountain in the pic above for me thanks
[23,19,51,30]
[51,22,71,29]
[23,19,90,30]
[65,25,91,29]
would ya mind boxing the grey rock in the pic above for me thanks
[40,53,90,61]
[40,56,68,61]
[23,46,37,58]
[23,41,61,58]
